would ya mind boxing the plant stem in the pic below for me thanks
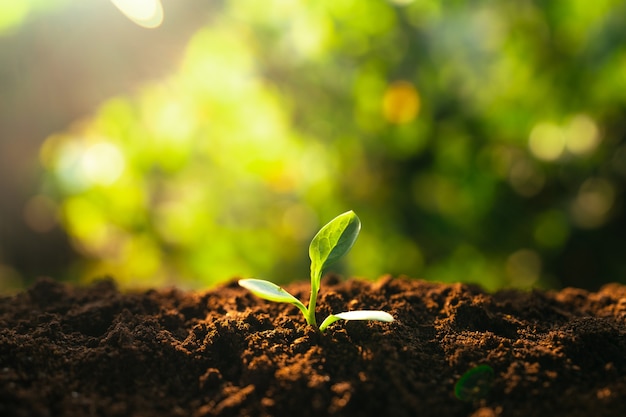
[306,289,317,327]
[306,271,321,327]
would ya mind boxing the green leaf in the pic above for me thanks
[454,365,495,401]
[309,210,361,287]
[333,310,394,322]
[318,310,394,332]
[238,279,308,316]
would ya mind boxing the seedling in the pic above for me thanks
[454,365,495,401]
[239,210,394,332]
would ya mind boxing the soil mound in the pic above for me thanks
[1,276,625,416]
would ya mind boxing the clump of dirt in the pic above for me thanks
[1,275,625,417]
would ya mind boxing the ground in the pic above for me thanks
[1,275,625,417]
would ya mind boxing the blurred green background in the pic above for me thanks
[1,0,625,293]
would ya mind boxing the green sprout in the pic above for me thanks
[454,365,495,401]
[239,210,394,332]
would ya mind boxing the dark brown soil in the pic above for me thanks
[1,275,625,417]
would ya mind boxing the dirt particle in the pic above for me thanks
[199,368,222,390]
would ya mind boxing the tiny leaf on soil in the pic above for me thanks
[454,365,495,401]
[238,279,307,314]
[334,310,394,321]
[319,310,394,332]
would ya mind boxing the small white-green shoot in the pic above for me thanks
[238,210,394,332]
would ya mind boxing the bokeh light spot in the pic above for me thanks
[81,142,126,186]
[564,114,600,156]
[54,139,87,192]
[528,122,565,161]
[571,178,615,229]
[508,157,545,197]
[382,81,421,124]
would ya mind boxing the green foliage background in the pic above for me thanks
[27,0,626,290]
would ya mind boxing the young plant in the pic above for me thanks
[238,210,394,332]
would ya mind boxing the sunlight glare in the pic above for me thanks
[110,0,164,28]
[81,142,126,186]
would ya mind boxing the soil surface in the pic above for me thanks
[1,275,625,417]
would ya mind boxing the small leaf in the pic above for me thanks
[238,279,311,324]
[454,365,495,401]
[318,310,394,332]
[238,279,306,311]
[334,310,394,322]
[309,210,361,287]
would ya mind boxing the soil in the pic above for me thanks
[1,275,625,417]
